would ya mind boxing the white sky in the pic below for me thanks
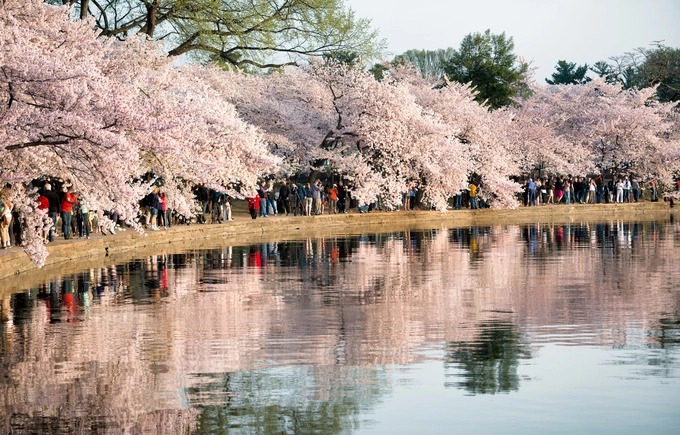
[346,0,680,82]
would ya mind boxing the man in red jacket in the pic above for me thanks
[60,187,77,240]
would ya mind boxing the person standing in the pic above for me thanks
[631,179,640,202]
[247,192,259,219]
[78,196,90,239]
[196,183,210,223]
[337,181,347,213]
[279,181,291,216]
[588,178,596,204]
[403,184,410,211]
[623,177,632,203]
[469,182,478,209]
[159,191,169,228]
[60,188,77,240]
[329,184,338,214]
[266,182,278,216]
[596,177,604,204]
[304,183,314,216]
[562,177,570,204]
[258,183,268,217]
[148,188,161,230]
[294,182,306,216]
[43,183,60,242]
[312,180,323,215]
[454,189,463,210]
[37,190,49,242]
[526,179,535,207]
[212,190,224,223]
[650,179,658,202]
[536,179,544,205]
[0,189,13,248]
[554,178,564,203]
[409,185,417,210]
[223,194,233,222]
[616,179,624,203]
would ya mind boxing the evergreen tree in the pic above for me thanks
[443,30,529,109]
[546,60,591,85]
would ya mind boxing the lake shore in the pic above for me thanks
[1,201,677,295]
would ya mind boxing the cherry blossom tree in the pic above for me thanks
[305,62,469,208]
[1,0,275,265]
[199,62,477,210]
[4,0,679,270]
[512,78,680,182]
[391,65,523,208]
[1,0,150,264]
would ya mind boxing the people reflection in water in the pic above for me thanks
[6,221,675,322]
[1,221,680,433]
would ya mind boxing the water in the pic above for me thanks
[1,220,679,434]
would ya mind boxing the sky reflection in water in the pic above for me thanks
[1,220,679,434]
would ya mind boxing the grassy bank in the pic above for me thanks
[1,201,677,296]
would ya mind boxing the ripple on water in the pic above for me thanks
[2,221,680,434]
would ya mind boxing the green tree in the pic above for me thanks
[444,321,531,395]
[596,44,680,102]
[590,60,618,84]
[638,45,680,103]
[443,29,529,109]
[369,62,389,81]
[188,368,389,434]
[545,60,591,85]
[323,50,361,68]
[47,0,385,70]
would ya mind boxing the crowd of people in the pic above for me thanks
[518,175,665,206]
[246,179,349,219]
[0,180,125,250]
[0,174,678,251]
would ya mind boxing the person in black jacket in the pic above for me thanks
[43,183,61,242]
[337,181,347,213]
[279,181,291,216]
[192,183,210,223]
[148,188,162,230]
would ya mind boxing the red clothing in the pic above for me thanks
[161,268,168,289]
[247,194,260,210]
[329,187,338,201]
[61,192,77,212]
[160,195,167,211]
[37,195,49,210]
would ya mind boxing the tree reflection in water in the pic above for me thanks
[1,219,679,433]
[444,321,531,395]
[188,368,387,435]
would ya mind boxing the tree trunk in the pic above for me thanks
[145,1,160,37]
[308,170,319,184]
[79,0,89,20]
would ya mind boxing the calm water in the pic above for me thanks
[1,220,679,434]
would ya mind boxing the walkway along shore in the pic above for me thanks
[1,202,677,295]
